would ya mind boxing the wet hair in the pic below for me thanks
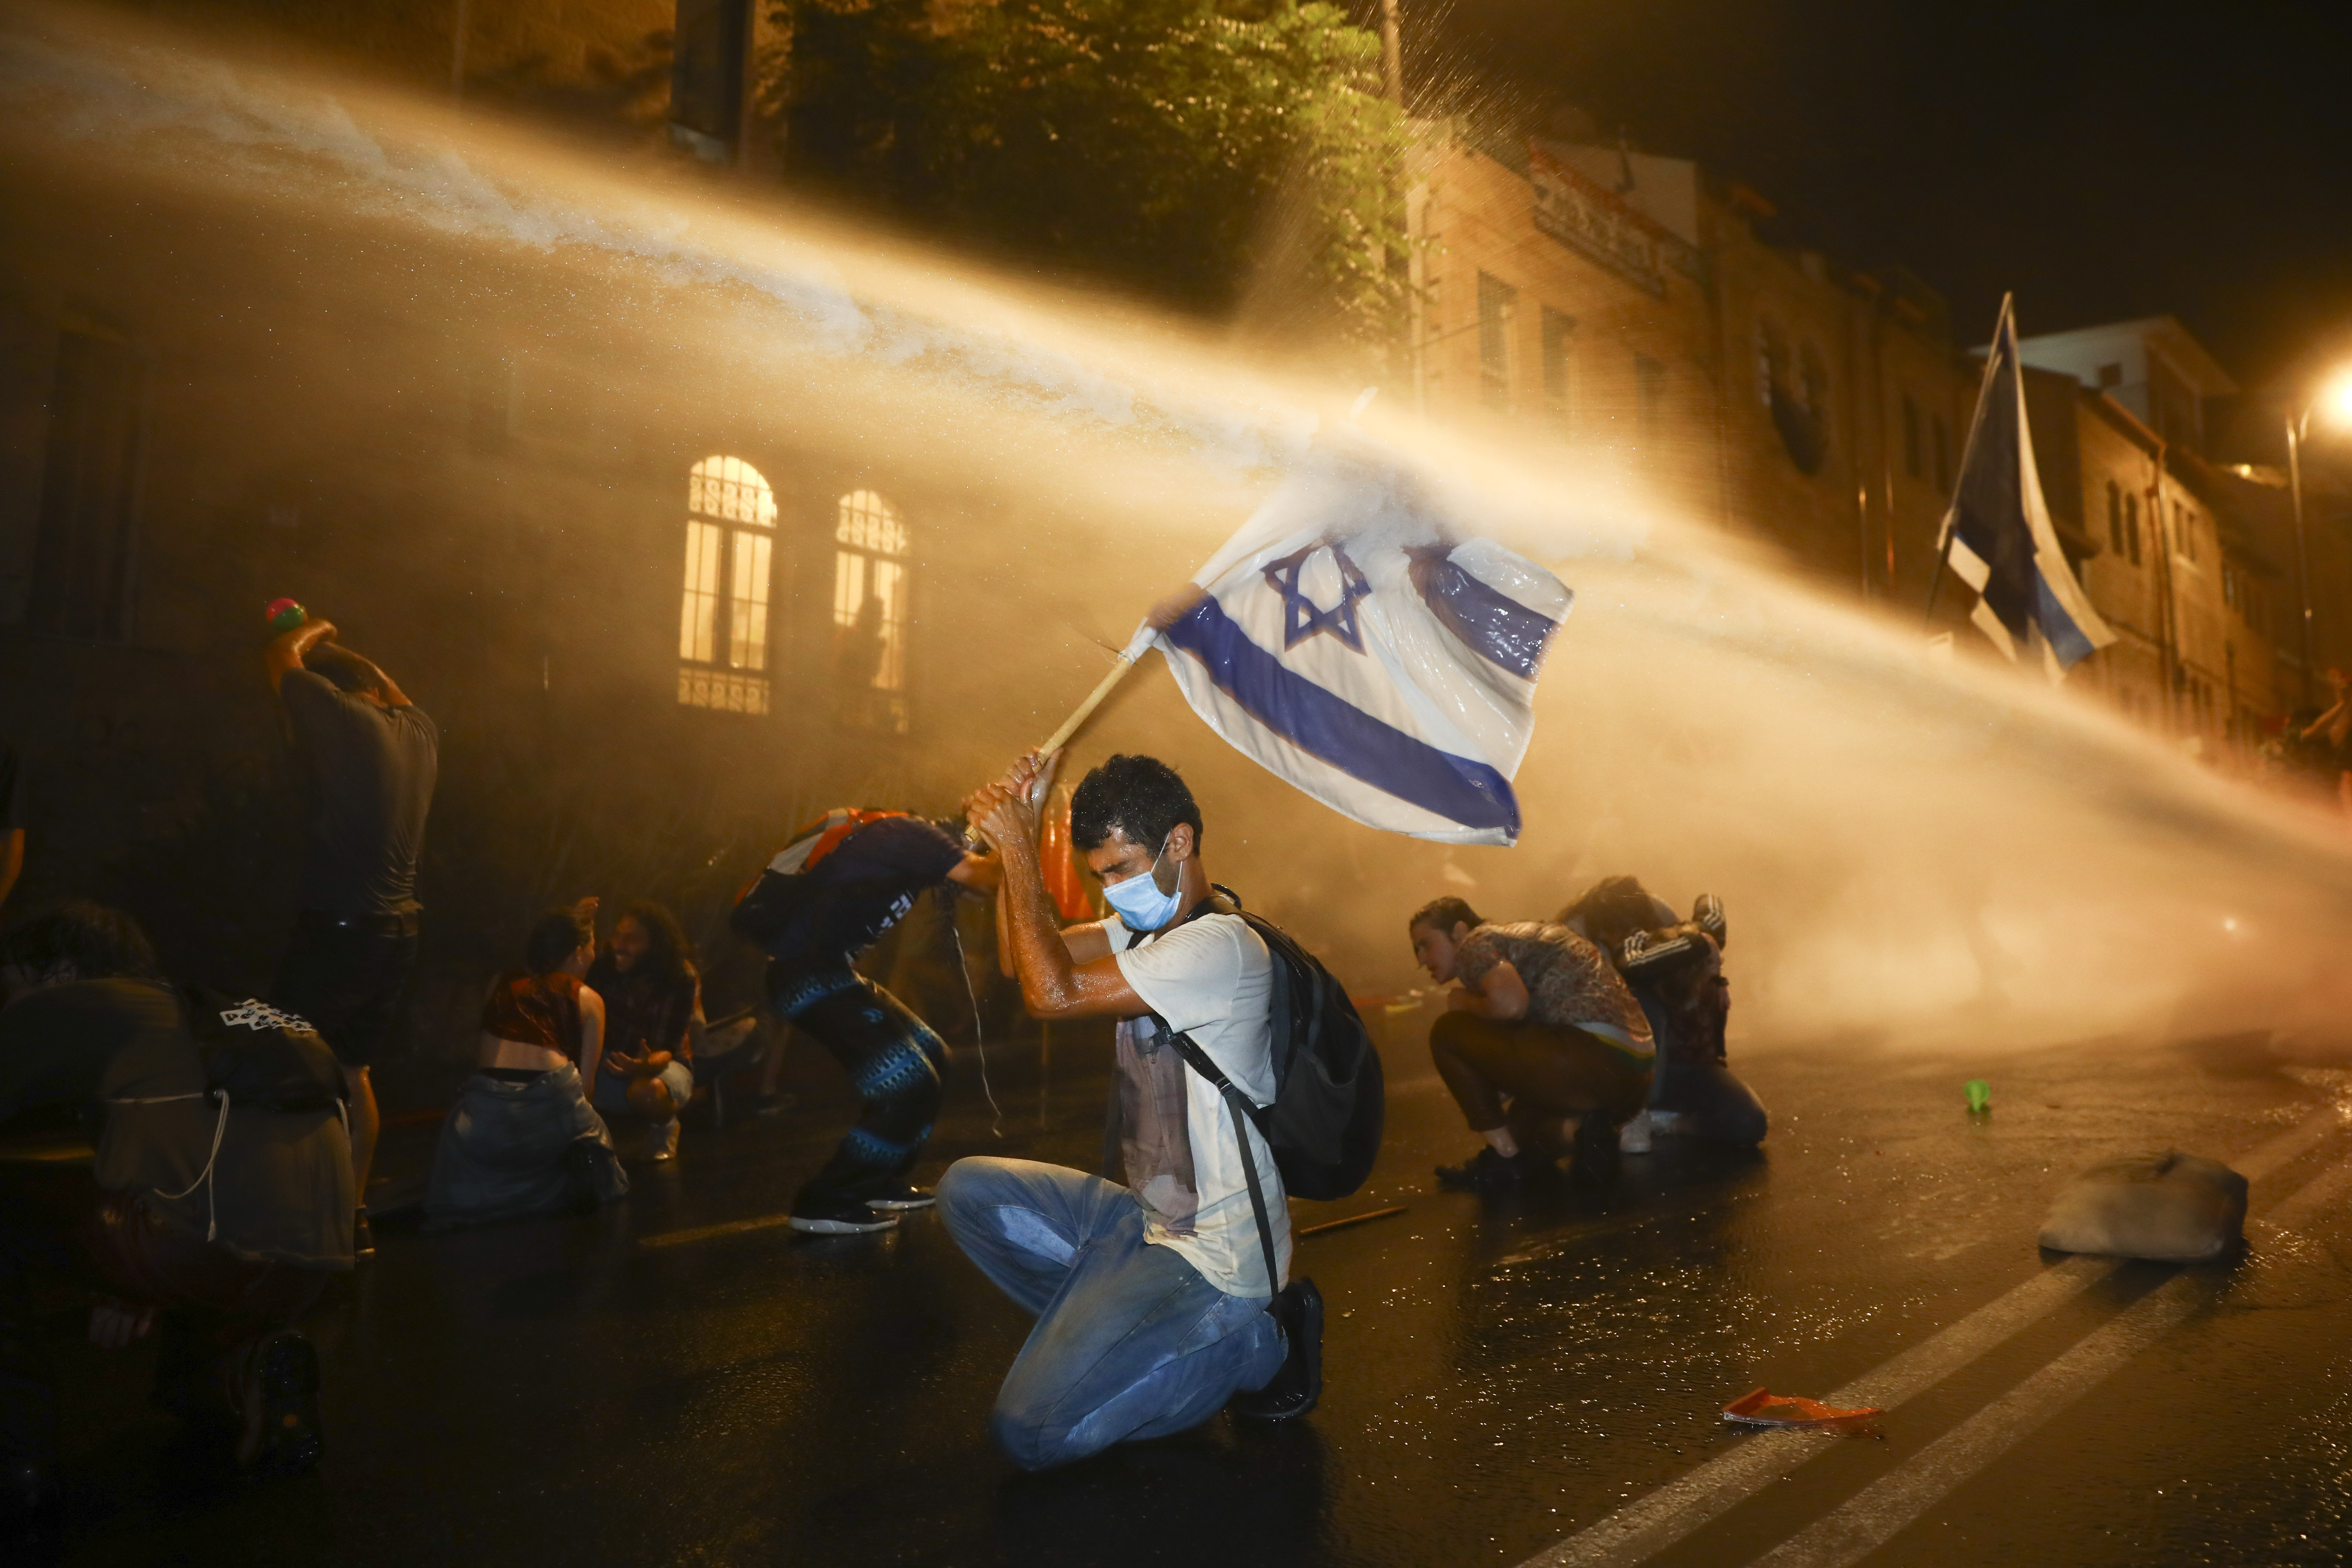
[1560,875,1666,953]
[1070,754,1202,854]
[615,900,697,988]
[305,643,386,697]
[1408,896,1482,936]
[0,899,163,982]
[524,906,595,975]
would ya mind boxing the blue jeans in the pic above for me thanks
[936,1158,1286,1471]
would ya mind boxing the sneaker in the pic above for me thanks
[1231,1279,1323,1422]
[352,1208,375,1264]
[1618,1110,1654,1154]
[1570,1110,1624,1189]
[646,1118,680,1163]
[1435,1145,1537,1193]
[234,1331,323,1479]
[1692,892,1727,949]
[856,1180,936,1212]
[1649,1109,1687,1137]
[788,1193,901,1235]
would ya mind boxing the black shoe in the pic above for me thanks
[788,1192,901,1235]
[1435,1145,1537,1192]
[352,1208,375,1264]
[1570,1110,1623,1189]
[1692,892,1727,949]
[235,1331,322,1479]
[854,1180,936,1212]
[1232,1279,1323,1422]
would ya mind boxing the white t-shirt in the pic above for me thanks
[1103,910,1290,1299]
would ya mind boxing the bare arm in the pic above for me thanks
[968,778,1145,1020]
[1449,959,1529,1021]
[263,617,338,697]
[577,987,605,1091]
[944,849,1002,893]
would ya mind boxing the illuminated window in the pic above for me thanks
[678,455,777,713]
[1539,307,1575,433]
[1477,273,1516,412]
[832,490,911,733]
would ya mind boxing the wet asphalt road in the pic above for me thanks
[14,1007,2352,1568]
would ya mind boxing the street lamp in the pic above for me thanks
[2284,366,2352,705]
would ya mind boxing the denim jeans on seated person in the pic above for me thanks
[936,1157,1286,1471]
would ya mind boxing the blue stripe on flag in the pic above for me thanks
[1165,598,1522,834]
[1408,548,1560,679]
[2034,572,2096,668]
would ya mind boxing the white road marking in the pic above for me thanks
[1751,1151,2352,1568]
[1519,1102,2345,1568]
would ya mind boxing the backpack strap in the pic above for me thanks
[1165,1031,1283,1298]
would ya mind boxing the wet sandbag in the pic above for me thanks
[2037,1150,2247,1262]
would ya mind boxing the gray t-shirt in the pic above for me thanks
[282,670,438,917]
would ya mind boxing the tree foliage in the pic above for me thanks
[782,0,1407,342]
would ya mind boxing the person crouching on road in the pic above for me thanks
[1408,897,1653,1192]
[584,902,702,1164]
[733,808,1003,1235]
[425,903,628,1231]
[0,903,352,1516]
[941,751,1312,1472]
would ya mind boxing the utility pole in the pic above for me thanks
[1379,0,1404,108]
[2286,407,2318,707]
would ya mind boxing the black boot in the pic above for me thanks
[1232,1279,1323,1423]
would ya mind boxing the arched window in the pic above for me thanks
[678,455,777,713]
[832,490,912,733]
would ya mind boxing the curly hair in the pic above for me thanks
[0,900,164,982]
[1559,875,1667,955]
[1070,754,1203,854]
[615,901,697,988]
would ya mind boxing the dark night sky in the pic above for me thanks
[1424,0,2352,404]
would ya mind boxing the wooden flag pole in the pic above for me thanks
[1039,651,1140,754]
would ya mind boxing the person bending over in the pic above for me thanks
[264,612,438,1261]
[585,902,702,1163]
[944,751,1309,1472]
[1408,897,1653,1192]
[1559,876,1763,1150]
[0,903,353,1519]
[425,904,628,1230]
[733,809,1002,1234]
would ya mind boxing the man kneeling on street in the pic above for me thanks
[1408,897,1654,1191]
[0,904,350,1521]
[945,751,1314,1470]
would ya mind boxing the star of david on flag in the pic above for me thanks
[1121,454,1573,845]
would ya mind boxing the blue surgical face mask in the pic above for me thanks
[1101,836,1183,932]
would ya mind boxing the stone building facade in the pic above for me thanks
[1408,124,2347,766]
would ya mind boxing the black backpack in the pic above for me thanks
[1116,891,1384,1291]
[180,986,349,1112]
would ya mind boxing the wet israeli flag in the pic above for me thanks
[1940,295,2116,677]
[1127,457,1572,846]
